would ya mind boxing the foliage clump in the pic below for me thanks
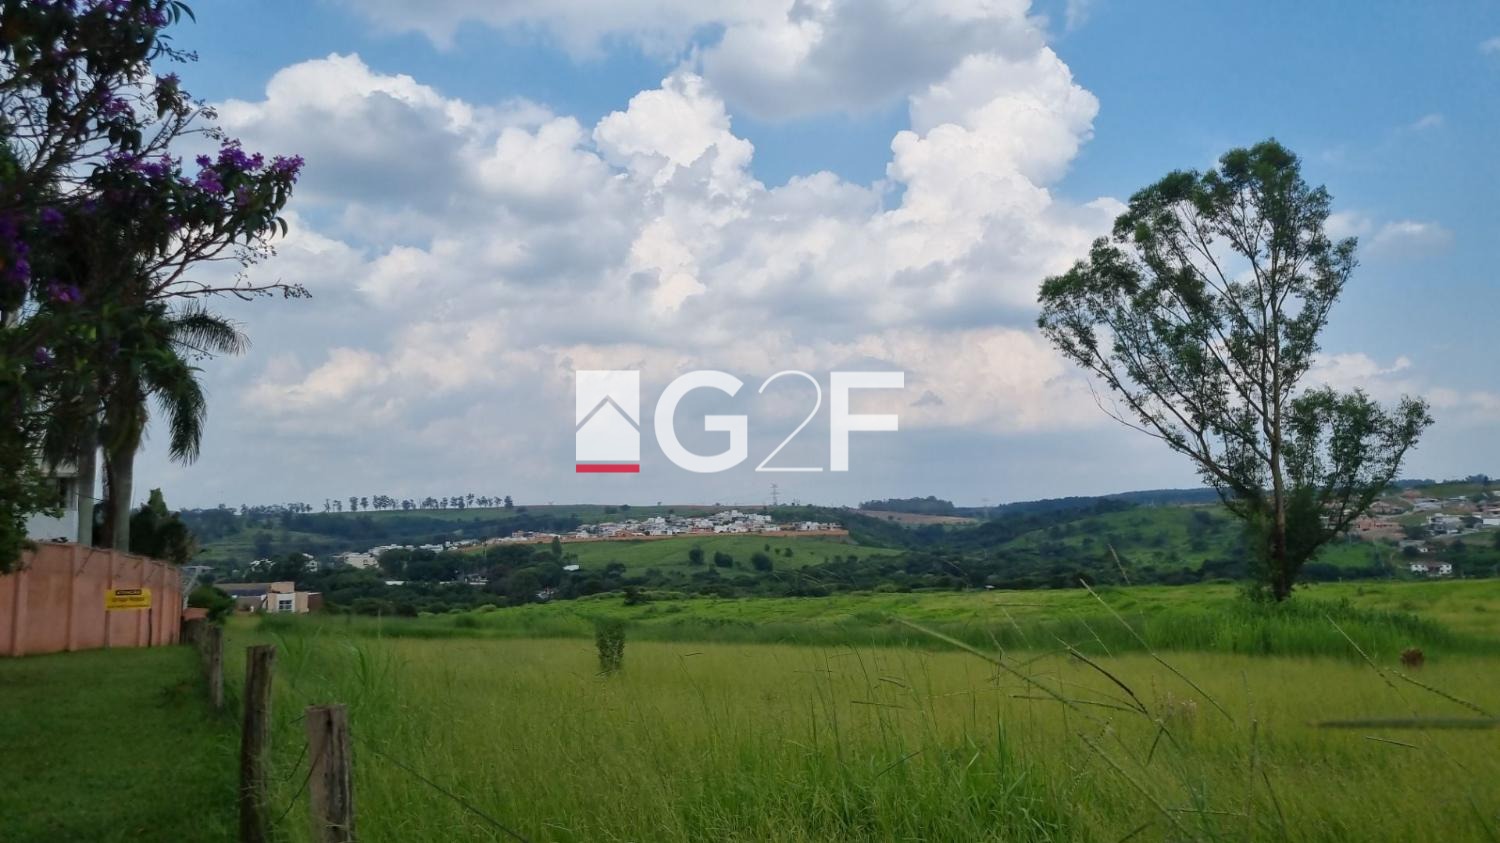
[595,619,625,675]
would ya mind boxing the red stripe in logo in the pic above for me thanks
[575,463,640,473]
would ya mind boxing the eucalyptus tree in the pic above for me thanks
[1037,140,1431,600]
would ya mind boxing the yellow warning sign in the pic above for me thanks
[105,588,152,610]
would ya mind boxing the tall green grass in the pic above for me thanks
[227,622,1500,842]
[229,583,1500,840]
[261,590,1482,661]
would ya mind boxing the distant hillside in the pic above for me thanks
[182,504,731,567]
[184,477,1494,586]
[952,487,1222,518]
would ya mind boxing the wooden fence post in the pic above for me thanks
[306,704,356,842]
[181,617,205,650]
[239,645,276,843]
[205,625,224,711]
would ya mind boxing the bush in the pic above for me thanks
[595,620,625,675]
[187,585,235,623]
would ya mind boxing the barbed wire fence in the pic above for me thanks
[243,650,535,843]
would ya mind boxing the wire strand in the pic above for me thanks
[356,735,532,843]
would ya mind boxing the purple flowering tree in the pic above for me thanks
[70,140,304,548]
[1,0,306,565]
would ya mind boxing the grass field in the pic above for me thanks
[261,580,1494,659]
[0,646,238,841]
[216,579,1500,841]
[11,580,1500,841]
[233,583,1500,842]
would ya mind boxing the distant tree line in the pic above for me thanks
[323,494,514,513]
[859,496,957,515]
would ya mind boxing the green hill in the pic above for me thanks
[183,476,1499,593]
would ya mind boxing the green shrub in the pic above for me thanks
[595,619,625,675]
[187,585,235,623]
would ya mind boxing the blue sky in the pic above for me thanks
[133,1,1500,508]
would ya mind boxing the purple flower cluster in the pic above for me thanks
[269,154,306,183]
[39,207,64,229]
[47,281,83,304]
[193,169,224,195]
[134,154,175,179]
[86,0,168,26]
[216,140,265,173]
[0,215,32,289]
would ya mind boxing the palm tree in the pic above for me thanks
[97,302,246,549]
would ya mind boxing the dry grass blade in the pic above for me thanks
[1326,616,1402,695]
[1261,767,1289,840]
[1079,733,1193,839]
[1009,694,1143,715]
[1107,543,1133,585]
[1393,671,1494,717]
[873,749,923,779]
[893,618,1107,727]
[1051,635,1149,716]
[1080,580,1234,724]
[1363,735,1420,749]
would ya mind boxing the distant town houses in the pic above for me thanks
[216,581,323,613]
[1338,487,1500,578]
[334,540,480,571]
[491,509,840,546]
[304,510,843,588]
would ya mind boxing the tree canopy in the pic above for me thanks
[0,1,304,567]
[1037,140,1431,600]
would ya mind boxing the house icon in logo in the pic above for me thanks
[575,370,641,473]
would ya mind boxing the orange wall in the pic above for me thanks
[0,544,182,657]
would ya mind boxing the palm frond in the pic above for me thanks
[168,303,249,359]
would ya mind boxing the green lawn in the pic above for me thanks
[0,646,236,842]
